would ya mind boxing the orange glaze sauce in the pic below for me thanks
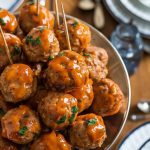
[0,9,18,33]
[70,78,94,113]
[5,64,33,99]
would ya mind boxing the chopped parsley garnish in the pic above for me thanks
[71,20,78,27]
[49,55,54,61]
[87,118,97,125]
[72,106,78,114]
[39,27,45,33]
[83,52,91,57]
[0,47,3,53]
[56,115,66,124]
[58,51,64,56]
[26,36,41,46]
[19,126,28,135]
[0,18,6,26]
[0,108,5,116]
[69,106,78,123]
[12,46,21,56]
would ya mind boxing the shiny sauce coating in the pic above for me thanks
[0,9,18,33]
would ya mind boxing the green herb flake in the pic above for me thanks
[0,18,6,26]
[0,47,3,53]
[56,115,66,124]
[87,118,97,125]
[72,20,78,27]
[39,27,46,33]
[26,36,41,46]
[11,46,21,57]
[58,52,64,57]
[49,55,54,61]
[19,126,28,136]
[69,106,78,123]
[72,106,78,114]
[26,36,33,44]
[83,52,91,57]
[0,108,5,116]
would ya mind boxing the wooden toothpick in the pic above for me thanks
[54,0,60,26]
[37,0,39,15]
[60,1,71,50]
[0,26,13,64]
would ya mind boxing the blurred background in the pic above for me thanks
[2,0,150,149]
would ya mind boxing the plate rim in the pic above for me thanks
[103,0,150,39]
[118,121,150,149]
[120,0,150,22]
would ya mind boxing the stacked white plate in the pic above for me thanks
[104,0,150,53]
[119,122,150,150]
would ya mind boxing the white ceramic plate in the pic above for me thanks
[138,0,150,8]
[120,0,150,22]
[104,0,150,53]
[119,122,150,150]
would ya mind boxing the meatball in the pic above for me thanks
[69,113,106,149]
[70,78,94,113]
[92,78,124,117]
[0,64,37,103]
[46,50,89,91]
[30,131,71,150]
[19,3,54,34]
[22,26,60,62]
[1,105,41,144]
[0,9,18,33]
[38,91,78,130]
[82,46,108,82]
[0,133,18,150]
[0,33,22,72]
[55,19,91,52]
[84,46,108,65]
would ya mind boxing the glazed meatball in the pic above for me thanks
[70,78,94,113]
[1,105,41,144]
[55,19,91,52]
[19,3,54,34]
[84,46,108,65]
[38,91,78,130]
[92,78,124,117]
[46,50,89,91]
[0,64,37,103]
[82,46,108,82]
[30,131,71,150]
[22,26,60,62]
[0,133,18,150]
[0,9,18,33]
[69,113,106,149]
[0,33,22,72]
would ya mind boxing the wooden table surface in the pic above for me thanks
[52,1,150,149]
[21,0,150,149]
